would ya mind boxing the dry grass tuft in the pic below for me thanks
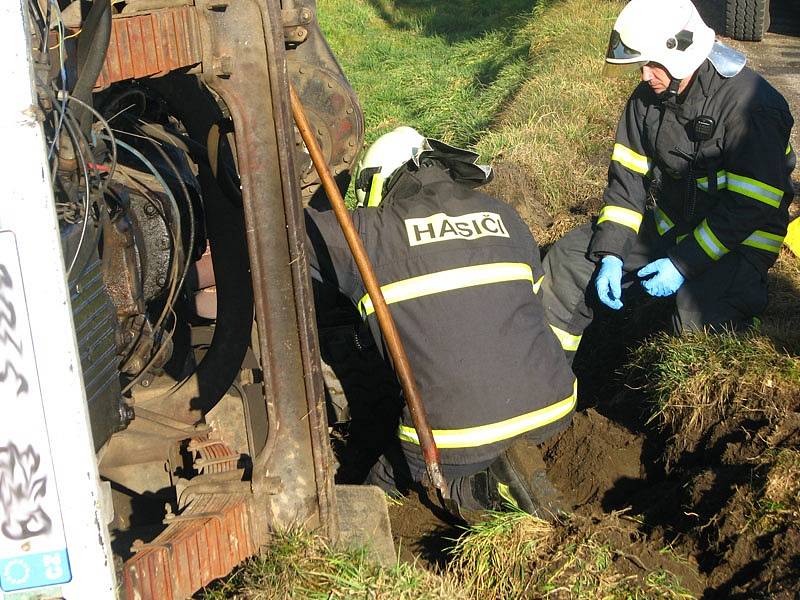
[764,449,800,506]
[450,511,697,599]
[200,531,466,600]
[629,331,800,457]
[535,211,593,247]
[761,449,800,523]
[760,249,800,354]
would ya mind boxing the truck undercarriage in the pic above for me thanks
[1,1,391,597]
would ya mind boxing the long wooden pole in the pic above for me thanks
[289,85,451,502]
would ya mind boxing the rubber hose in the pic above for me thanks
[72,0,112,133]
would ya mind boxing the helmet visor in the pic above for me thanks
[602,61,645,78]
[605,29,643,62]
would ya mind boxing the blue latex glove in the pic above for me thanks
[595,256,624,310]
[638,258,685,297]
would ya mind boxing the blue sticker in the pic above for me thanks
[0,549,71,592]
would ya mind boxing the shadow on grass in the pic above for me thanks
[365,0,540,44]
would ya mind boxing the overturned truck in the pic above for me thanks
[0,1,391,598]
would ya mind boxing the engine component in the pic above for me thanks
[94,6,202,91]
[70,254,130,450]
[290,62,363,200]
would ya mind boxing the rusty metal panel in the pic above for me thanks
[123,496,255,599]
[95,7,202,91]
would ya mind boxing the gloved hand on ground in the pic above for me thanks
[637,257,685,297]
[595,255,624,310]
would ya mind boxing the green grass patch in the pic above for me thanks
[318,0,541,147]
[319,0,635,215]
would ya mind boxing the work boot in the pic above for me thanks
[470,439,568,521]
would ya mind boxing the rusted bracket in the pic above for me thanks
[281,6,314,43]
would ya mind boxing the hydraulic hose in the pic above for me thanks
[72,0,112,134]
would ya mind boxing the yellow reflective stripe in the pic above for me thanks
[358,262,535,317]
[611,143,651,175]
[597,205,643,233]
[742,230,785,253]
[676,234,688,243]
[693,219,729,260]
[366,173,385,207]
[549,324,581,352]
[727,172,783,208]
[496,482,520,509]
[397,379,578,448]
[696,170,727,191]
[787,143,792,156]
[533,275,544,295]
[654,207,675,236]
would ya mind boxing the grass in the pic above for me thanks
[318,0,635,216]
[450,510,697,599]
[747,448,800,534]
[629,331,800,453]
[200,530,465,599]
[318,0,542,147]
[202,511,698,599]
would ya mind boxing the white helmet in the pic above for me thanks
[354,126,425,207]
[604,0,715,81]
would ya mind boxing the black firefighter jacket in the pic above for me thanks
[589,60,795,279]
[304,160,576,465]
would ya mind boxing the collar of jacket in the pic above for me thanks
[661,60,723,117]
[381,161,452,204]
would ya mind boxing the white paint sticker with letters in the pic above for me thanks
[0,232,72,592]
[405,211,510,246]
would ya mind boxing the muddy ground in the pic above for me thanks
[321,3,800,598]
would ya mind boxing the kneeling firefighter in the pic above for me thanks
[304,126,576,517]
[542,0,795,361]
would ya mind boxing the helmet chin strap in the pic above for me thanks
[665,76,682,98]
[656,76,683,102]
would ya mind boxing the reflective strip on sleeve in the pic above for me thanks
[597,205,643,233]
[549,324,581,352]
[787,143,793,156]
[533,275,544,295]
[611,143,652,175]
[676,233,688,243]
[358,262,536,317]
[696,170,727,192]
[397,379,578,448]
[741,230,785,253]
[693,219,729,260]
[367,173,385,207]
[654,206,675,236]
[726,172,783,208]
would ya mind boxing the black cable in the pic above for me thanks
[135,126,197,295]
[60,104,95,279]
[27,0,48,54]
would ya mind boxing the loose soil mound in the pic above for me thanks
[542,409,644,507]
[542,298,800,598]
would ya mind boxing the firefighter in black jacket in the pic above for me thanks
[304,127,576,516]
[541,0,795,361]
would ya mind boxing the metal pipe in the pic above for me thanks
[288,84,451,502]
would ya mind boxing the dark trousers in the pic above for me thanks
[540,212,769,360]
[365,441,495,510]
[365,417,568,510]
